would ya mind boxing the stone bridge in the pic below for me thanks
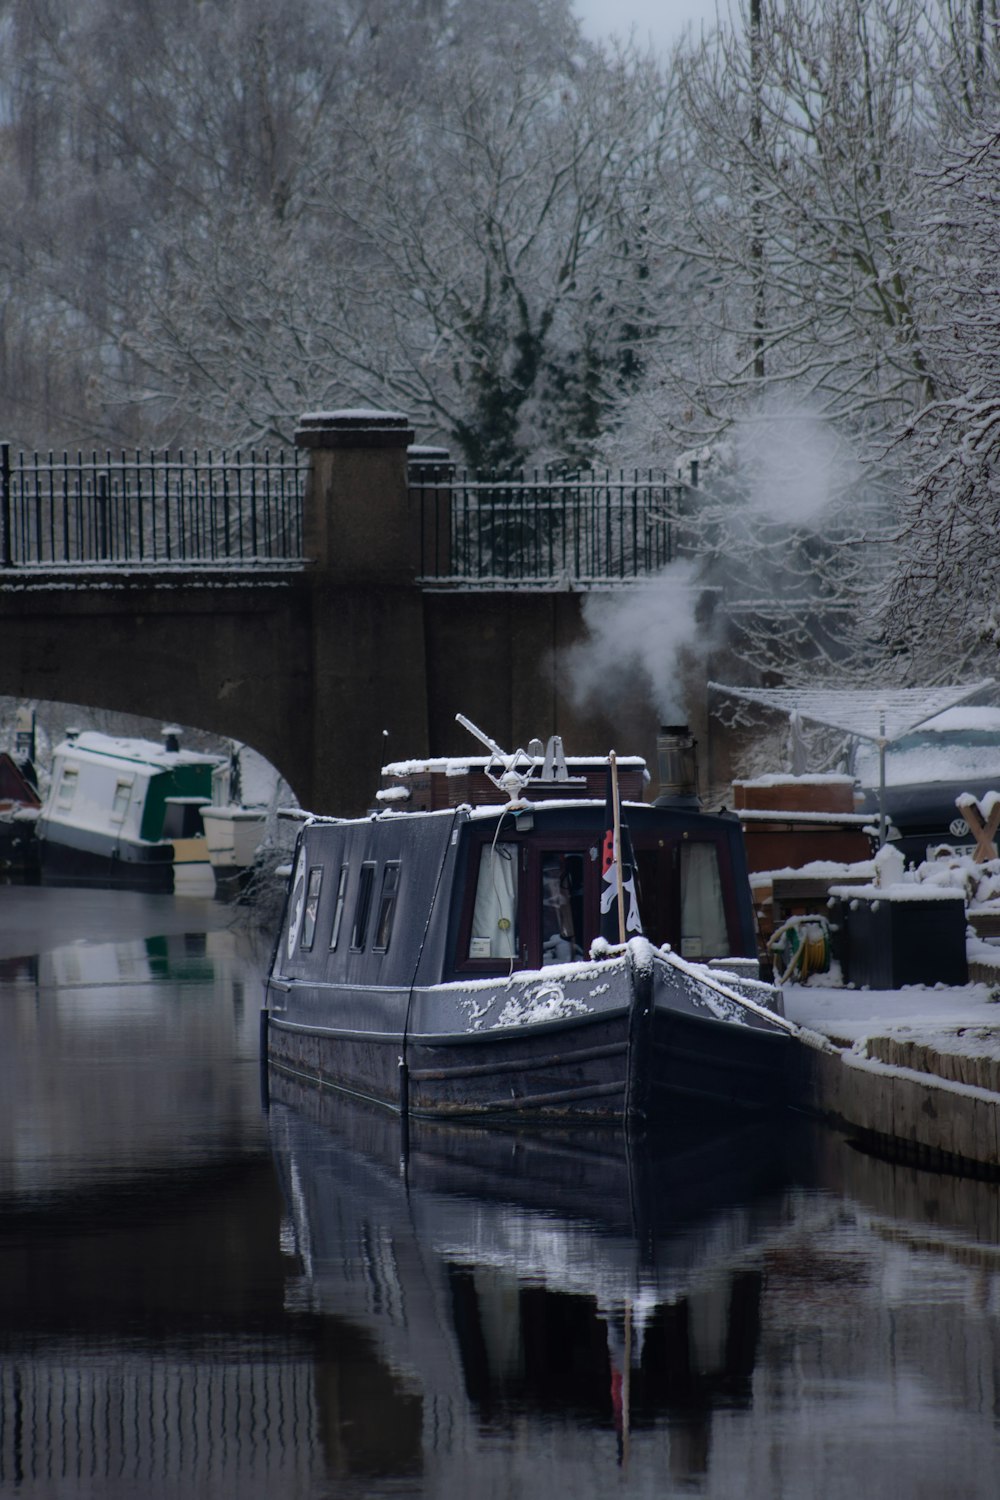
[1,412,668,815]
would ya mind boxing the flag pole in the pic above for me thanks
[610,750,626,945]
[622,1299,632,1470]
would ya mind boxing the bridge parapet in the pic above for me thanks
[1,413,698,591]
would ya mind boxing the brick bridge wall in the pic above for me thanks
[1,412,672,814]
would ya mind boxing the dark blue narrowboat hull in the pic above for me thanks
[268,1008,634,1121]
[265,946,795,1125]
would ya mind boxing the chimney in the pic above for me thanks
[653,725,701,810]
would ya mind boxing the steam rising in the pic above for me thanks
[731,401,859,523]
[566,559,708,721]
[567,403,854,719]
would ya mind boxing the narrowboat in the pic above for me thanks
[264,723,798,1125]
[0,706,41,882]
[0,751,41,882]
[36,726,223,892]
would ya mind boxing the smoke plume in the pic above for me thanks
[565,559,710,721]
[566,401,857,719]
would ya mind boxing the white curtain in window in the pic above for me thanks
[470,844,518,959]
[680,843,730,958]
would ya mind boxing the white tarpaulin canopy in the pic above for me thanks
[709,678,996,844]
[708,681,996,745]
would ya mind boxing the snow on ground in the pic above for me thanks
[781,971,1000,1050]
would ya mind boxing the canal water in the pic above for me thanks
[1,887,999,1499]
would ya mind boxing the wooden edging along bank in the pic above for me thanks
[797,1030,1000,1178]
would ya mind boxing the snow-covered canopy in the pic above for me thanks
[709,681,996,745]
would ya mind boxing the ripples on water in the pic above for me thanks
[0,887,998,1498]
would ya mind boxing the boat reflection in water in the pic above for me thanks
[267,1069,801,1480]
[0,920,263,1205]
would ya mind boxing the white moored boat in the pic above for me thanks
[37,726,223,892]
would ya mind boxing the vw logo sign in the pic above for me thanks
[949,816,971,838]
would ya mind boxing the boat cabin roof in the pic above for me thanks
[52,732,223,776]
[277,796,756,991]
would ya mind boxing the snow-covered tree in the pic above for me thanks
[615,0,937,462]
[0,0,354,443]
[0,0,675,462]
[883,123,1000,676]
[311,42,673,468]
[110,18,673,464]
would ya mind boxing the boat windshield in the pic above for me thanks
[540,851,585,965]
[469,843,518,961]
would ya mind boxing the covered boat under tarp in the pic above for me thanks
[264,736,798,1125]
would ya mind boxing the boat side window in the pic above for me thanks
[110,777,134,824]
[300,866,324,950]
[329,864,349,950]
[56,765,79,811]
[351,862,376,951]
[468,842,518,961]
[540,851,585,965]
[680,842,730,958]
[373,862,401,952]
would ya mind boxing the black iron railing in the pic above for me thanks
[410,468,689,585]
[0,445,305,567]
[0,447,693,583]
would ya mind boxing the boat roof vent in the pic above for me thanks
[541,734,570,782]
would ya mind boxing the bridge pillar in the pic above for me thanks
[296,410,429,816]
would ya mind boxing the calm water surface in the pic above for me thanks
[1,887,999,1499]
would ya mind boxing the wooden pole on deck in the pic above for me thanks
[622,1299,632,1468]
[611,750,626,946]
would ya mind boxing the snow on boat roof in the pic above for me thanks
[735,773,856,787]
[382,754,646,776]
[828,881,966,902]
[298,408,410,423]
[306,796,656,828]
[465,796,647,819]
[54,731,222,769]
[710,680,995,743]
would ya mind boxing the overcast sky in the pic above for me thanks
[575,0,722,52]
